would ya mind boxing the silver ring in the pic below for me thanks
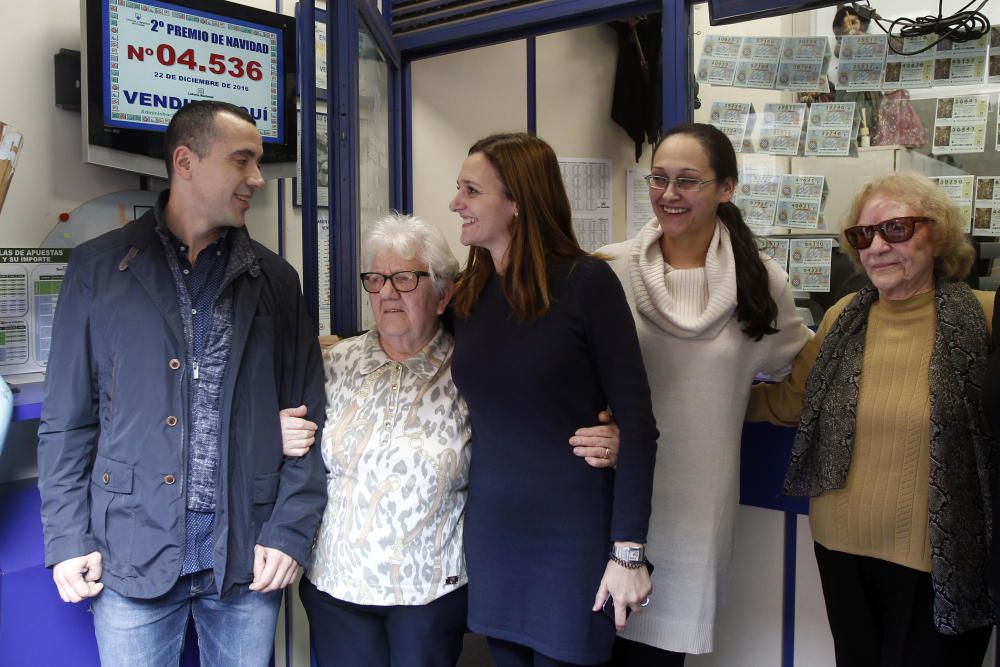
[604,447,611,459]
[640,597,651,607]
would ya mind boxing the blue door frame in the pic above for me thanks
[299,0,401,335]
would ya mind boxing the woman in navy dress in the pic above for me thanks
[448,133,659,666]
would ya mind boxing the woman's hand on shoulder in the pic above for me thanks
[570,410,619,468]
[279,405,318,457]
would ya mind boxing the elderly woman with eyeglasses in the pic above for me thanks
[280,212,621,667]
[748,171,995,667]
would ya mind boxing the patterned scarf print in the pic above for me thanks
[784,281,994,634]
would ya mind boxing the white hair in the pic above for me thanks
[362,212,460,295]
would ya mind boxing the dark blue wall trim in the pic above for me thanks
[783,512,798,667]
[332,0,362,333]
[299,0,320,329]
[275,1,285,261]
[361,0,402,67]
[526,36,536,135]
[661,0,688,130]
[402,59,414,214]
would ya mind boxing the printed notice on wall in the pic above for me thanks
[0,249,70,376]
[933,95,988,155]
[559,158,612,252]
[627,168,655,239]
[316,210,332,335]
[788,239,832,292]
[930,175,974,233]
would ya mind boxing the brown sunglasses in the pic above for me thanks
[843,216,934,250]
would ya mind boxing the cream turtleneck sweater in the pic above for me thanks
[601,219,811,654]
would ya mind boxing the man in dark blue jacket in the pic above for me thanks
[37,101,327,666]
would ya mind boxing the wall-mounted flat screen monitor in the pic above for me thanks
[81,0,297,177]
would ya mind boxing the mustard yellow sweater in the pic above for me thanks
[747,288,994,571]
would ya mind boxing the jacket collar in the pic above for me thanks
[119,190,260,279]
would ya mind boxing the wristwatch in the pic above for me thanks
[610,544,646,569]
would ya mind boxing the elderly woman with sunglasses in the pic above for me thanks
[748,171,995,667]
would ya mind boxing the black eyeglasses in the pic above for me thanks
[644,174,716,191]
[843,216,934,250]
[360,271,431,293]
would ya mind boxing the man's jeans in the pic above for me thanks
[90,569,282,667]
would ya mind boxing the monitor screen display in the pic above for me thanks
[83,0,297,176]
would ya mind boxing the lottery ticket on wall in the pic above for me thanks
[935,35,988,86]
[779,175,827,203]
[777,62,829,91]
[838,34,887,91]
[755,237,790,271]
[758,103,806,155]
[698,35,742,86]
[741,36,783,62]
[993,99,1000,151]
[736,196,779,230]
[781,36,829,63]
[930,175,975,233]
[775,200,822,228]
[989,27,1000,83]
[775,175,826,229]
[735,173,780,232]
[804,102,857,156]
[933,95,988,155]
[709,102,755,152]
[884,35,935,89]
[838,62,886,91]
[734,61,779,89]
[739,173,781,199]
[734,37,781,88]
[974,176,1000,236]
[777,37,830,92]
[788,239,833,292]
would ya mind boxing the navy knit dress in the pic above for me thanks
[452,256,658,665]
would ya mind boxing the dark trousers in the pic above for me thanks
[609,637,685,666]
[299,576,468,667]
[813,542,993,667]
[487,637,604,667]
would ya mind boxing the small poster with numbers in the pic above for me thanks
[0,249,70,377]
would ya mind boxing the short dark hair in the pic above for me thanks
[163,101,257,179]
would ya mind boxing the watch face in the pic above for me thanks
[615,546,644,561]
